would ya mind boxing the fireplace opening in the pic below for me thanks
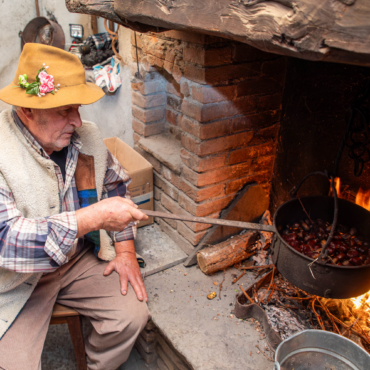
[131,30,286,254]
[127,28,370,354]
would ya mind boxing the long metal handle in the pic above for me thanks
[142,210,275,233]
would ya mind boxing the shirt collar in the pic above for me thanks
[12,110,82,158]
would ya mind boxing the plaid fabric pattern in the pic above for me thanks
[0,112,135,273]
[77,188,100,256]
[90,32,112,50]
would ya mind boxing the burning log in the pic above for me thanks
[196,231,258,275]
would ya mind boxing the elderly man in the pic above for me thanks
[0,44,150,370]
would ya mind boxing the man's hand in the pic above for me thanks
[103,240,148,302]
[76,197,148,237]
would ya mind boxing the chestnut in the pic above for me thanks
[347,249,359,258]
[337,245,348,254]
[305,233,316,241]
[289,240,300,249]
[301,244,312,254]
[308,251,320,259]
[326,245,336,255]
[301,222,310,231]
[336,252,346,261]
[350,257,362,265]
[286,233,298,241]
[331,257,339,264]
[307,239,317,248]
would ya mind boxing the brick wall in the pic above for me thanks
[131,30,286,253]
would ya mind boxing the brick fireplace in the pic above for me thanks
[130,30,286,254]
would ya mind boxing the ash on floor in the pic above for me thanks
[262,305,310,341]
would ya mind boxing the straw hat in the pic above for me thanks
[0,43,104,109]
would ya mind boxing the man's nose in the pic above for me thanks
[69,108,82,128]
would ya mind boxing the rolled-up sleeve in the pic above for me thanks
[102,151,137,243]
[0,187,78,273]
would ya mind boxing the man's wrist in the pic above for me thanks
[115,239,135,255]
[75,204,102,238]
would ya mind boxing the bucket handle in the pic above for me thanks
[289,171,339,264]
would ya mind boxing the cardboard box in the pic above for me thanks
[104,137,153,227]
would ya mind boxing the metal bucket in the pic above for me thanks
[273,330,370,370]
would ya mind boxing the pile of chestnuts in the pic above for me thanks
[280,218,370,266]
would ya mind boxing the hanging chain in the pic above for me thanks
[134,32,142,80]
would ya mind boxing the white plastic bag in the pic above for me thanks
[93,57,121,94]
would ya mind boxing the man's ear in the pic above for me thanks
[19,107,34,121]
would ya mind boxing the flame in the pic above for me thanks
[329,177,342,198]
[327,180,370,318]
[334,177,341,198]
[355,187,370,212]
[351,187,370,318]
[352,292,370,310]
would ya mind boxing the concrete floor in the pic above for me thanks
[41,224,273,369]
[145,265,273,370]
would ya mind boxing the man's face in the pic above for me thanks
[22,105,82,155]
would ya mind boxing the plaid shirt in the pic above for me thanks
[0,112,136,273]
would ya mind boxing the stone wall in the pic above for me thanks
[131,30,286,253]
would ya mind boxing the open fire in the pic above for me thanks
[322,178,370,349]
[234,182,370,353]
[333,176,370,314]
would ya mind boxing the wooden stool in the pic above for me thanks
[50,304,87,370]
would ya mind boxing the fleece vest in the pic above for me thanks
[0,109,116,338]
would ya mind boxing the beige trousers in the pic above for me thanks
[0,248,150,370]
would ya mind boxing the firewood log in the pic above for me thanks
[197,231,258,275]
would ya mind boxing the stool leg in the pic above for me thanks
[66,316,87,370]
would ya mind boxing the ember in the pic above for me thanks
[236,266,370,353]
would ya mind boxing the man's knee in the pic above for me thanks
[121,299,150,336]
[112,288,150,338]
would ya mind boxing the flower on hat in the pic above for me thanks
[18,74,29,88]
[17,64,58,97]
[38,71,54,94]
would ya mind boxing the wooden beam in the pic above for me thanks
[91,15,98,34]
[66,0,370,67]
[66,0,166,33]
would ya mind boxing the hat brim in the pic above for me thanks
[0,82,105,109]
